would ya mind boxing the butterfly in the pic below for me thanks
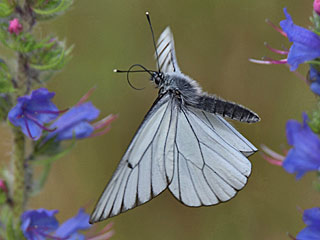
[90,13,260,223]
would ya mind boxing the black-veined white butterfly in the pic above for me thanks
[90,12,259,223]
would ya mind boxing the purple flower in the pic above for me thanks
[283,113,320,179]
[55,209,90,239]
[250,8,320,75]
[280,8,320,71]
[21,208,90,240]
[309,66,320,95]
[21,208,114,240]
[297,208,320,240]
[21,209,59,240]
[8,88,63,140]
[46,89,117,141]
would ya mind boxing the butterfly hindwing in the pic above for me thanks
[168,105,251,206]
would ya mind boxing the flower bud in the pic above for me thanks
[314,0,320,15]
[8,18,22,35]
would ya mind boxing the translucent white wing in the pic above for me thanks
[200,110,257,157]
[156,27,181,73]
[90,94,177,223]
[168,105,254,206]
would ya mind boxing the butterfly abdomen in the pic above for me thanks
[194,95,260,123]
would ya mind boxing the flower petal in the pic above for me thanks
[310,82,320,95]
[280,8,320,71]
[56,121,94,140]
[47,102,99,141]
[283,114,320,179]
[280,8,320,48]
[55,208,91,238]
[303,208,320,227]
[296,226,320,240]
[287,43,320,71]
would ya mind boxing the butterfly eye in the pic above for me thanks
[154,77,160,85]
[152,72,163,85]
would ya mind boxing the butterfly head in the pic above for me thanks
[151,71,164,87]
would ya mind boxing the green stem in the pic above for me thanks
[11,127,25,232]
[9,1,34,234]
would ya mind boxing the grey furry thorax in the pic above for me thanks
[154,72,201,98]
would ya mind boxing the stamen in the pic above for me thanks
[285,64,308,84]
[25,113,57,132]
[76,87,96,106]
[92,114,118,130]
[90,114,118,138]
[287,233,296,240]
[249,58,287,65]
[261,144,285,161]
[90,127,112,138]
[260,145,285,166]
[35,108,69,115]
[261,153,283,166]
[265,19,287,37]
[34,228,66,240]
[264,42,289,55]
[23,117,35,139]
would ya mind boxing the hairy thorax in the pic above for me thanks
[158,72,203,105]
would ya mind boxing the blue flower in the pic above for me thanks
[46,102,100,141]
[309,65,320,95]
[21,208,91,240]
[297,208,320,240]
[280,8,320,71]
[8,88,61,140]
[283,113,320,179]
[21,208,59,240]
[46,89,117,141]
[55,209,90,240]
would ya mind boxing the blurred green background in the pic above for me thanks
[1,0,318,239]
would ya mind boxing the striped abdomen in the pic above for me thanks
[193,95,260,123]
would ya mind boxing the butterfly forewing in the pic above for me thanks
[156,27,181,73]
[90,94,177,222]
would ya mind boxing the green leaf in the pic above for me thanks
[32,163,52,195]
[0,60,14,94]
[0,191,6,205]
[312,11,320,34]
[31,138,76,194]
[0,2,13,17]
[32,0,73,19]
[32,138,76,165]
[30,48,65,70]
[308,105,320,134]
[5,214,16,240]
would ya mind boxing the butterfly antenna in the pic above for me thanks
[146,12,161,72]
[114,64,155,90]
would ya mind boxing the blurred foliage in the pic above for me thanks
[309,103,320,133]
[0,0,13,18]
[32,0,73,20]
[0,60,13,93]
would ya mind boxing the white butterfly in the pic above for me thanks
[90,19,259,223]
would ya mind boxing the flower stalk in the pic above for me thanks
[10,0,36,234]
[11,127,25,232]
